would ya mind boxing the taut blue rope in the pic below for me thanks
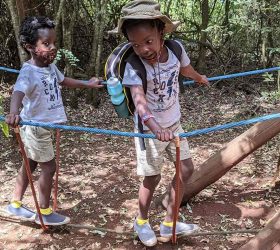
[1,113,280,138]
[183,66,280,86]
[1,65,280,86]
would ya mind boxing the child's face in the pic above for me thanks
[31,28,57,66]
[126,23,162,65]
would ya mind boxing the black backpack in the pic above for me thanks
[105,39,183,118]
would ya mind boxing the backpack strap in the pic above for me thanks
[165,39,184,87]
[164,39,183,61]
[124,52,148,93]
[105,42,132,80]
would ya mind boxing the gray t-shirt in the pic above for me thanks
[13,62,67,123]
[122,40,190,128]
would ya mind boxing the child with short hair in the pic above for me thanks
[114,0,208,246]
[5,16,103,226]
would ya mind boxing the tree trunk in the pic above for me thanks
[180,114,280,204]
[86,0,104,107]
[164,0,172,16]
[261,0,274,67]
[95,0,108,77]
[55,0,65,49]
[222,0,230,27]
[196,0,209,72]
[62,0,78,108]
[6,0,28,64]
[222,0,231,48]
[238,211,280,250]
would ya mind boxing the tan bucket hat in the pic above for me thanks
[109,0,180,34]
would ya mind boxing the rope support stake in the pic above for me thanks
[53,129,60,211]
[14,126,48,231]
[172,135,181,244]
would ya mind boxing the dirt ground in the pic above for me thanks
[1,77,280,250]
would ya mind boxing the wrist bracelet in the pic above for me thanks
[142,114,155,123]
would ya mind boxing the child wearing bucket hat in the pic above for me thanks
[114,0,208,246]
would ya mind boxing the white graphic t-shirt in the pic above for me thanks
[122,41,190,128]
[13,62,67,123]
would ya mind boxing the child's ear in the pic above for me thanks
[25,44,34,53]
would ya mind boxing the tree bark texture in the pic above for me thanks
[6,0,28,64]
[95,0,108,77]
[197,0,209,72]
[55,0,65,49]
[181,115,280,204]
[86,0,104,107]
[62,0,78,109]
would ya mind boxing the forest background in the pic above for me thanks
[1,0,280,106]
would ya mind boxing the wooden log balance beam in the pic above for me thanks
[181,113,280,203]
[238,210,280,250]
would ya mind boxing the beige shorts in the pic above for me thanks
[20,125,54,163]
[135,121,191,176]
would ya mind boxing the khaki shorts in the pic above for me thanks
[20,125,54,163]
[135,122,191,176]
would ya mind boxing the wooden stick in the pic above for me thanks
[172,136,181,244]
[14,126,47,231]
[53,129,60,211]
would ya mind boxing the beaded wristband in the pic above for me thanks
[142,114,155,123]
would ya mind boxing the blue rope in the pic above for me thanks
[1,113,280,138]
[1,65,280,86]
[180,113,280,137]
[183,66,280,86]
[0,66,20,74]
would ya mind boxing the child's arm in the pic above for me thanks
[5,91,25,126]
[60,77,104,89]
[130,85,174,141]
[180,64,208,85]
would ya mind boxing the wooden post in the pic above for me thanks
[238,211,280,250]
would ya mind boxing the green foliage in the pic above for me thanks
[2,0,280,74]
[261,70,280,103]
[54,48,80,67]
[261,90,280,103]
[229,0,280,64]
[262,72,275,82]
[269,47,280,57]
[0,96,9,137]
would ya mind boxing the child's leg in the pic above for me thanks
[34,158,70,226]
[133,132,167,246]
[159,158,199,237]
[12,159,38,201]
[134,134,166,219]
[7,158,38,220]
[38,159,56,208]
[164,158,194,222]
[134,174,160,247]
[138,174,161,219]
